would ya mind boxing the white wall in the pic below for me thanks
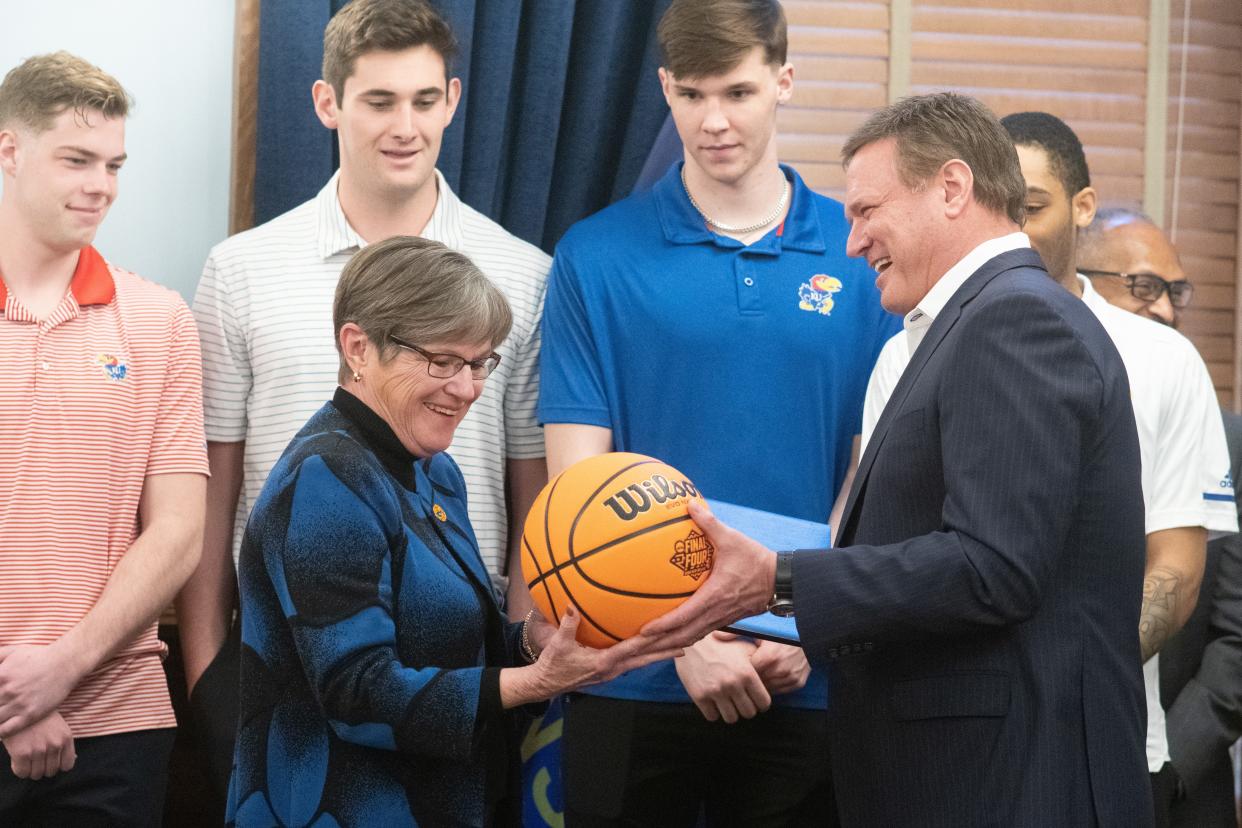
[0,1,236,300]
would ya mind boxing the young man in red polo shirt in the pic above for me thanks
[0,52,207,826]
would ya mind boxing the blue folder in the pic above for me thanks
[704,499,832,646]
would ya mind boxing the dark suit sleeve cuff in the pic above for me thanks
[791,548,836,656]
[478,667,504,724]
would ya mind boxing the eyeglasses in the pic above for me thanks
[388,336,501,379]
[1080,269,1194,309]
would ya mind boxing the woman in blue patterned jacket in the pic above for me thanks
[227,237,671,828]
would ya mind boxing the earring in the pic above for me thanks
[352,371,362,382]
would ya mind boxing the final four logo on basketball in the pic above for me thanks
[601,473,700,521]
[671,530,714,581]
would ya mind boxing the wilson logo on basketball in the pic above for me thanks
[522,452,710,648]
[670,529,714,580]
[601,474,700,521]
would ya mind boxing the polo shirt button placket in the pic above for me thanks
[33,329,45,381]
[735,261,763,315]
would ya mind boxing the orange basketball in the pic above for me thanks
[521,452,715,648]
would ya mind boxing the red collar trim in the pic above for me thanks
[0,246,115,307]
[69,246,115,305]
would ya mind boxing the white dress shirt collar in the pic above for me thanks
[1077,271,1109,312]
[904,231,1030,352]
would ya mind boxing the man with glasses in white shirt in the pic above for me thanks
[1080,205,1242,828]
[1079,207,1193,328]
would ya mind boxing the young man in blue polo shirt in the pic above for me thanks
[535,1,898,823]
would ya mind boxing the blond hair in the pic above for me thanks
[0,51,131,132]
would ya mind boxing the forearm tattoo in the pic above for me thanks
[1138,565,1182,662]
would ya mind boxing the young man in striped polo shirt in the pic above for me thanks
[0,53,208,826]
[178,0,551,794]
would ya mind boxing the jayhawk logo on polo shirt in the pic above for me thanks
[798,274,843,315]
[95,353,127,381]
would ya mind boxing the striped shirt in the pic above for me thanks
[0,246,209,737]
[193,171,549,577]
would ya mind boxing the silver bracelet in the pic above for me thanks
[520,608,539,663]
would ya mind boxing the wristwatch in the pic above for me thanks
[767,551,795,617]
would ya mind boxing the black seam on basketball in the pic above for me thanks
[555,459,658,643]
[541,468,621,642]
[522,533,559,621]
[567,459,660,549]
[527,512,701,603]
[532,474,565,621]
[529,510,685,589]
[568,514,701,598]
[560,460,666,642]
[550,562,621,644]
[541,472,563,569]
[539,471,568,620]
[550,556,621,644]
[528,512,694,586]
[527,492,695,591]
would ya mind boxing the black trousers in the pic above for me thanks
[1150,763,1179,828]
[0,727,175,827]
[160,621,240,828]
[562,694,836,828]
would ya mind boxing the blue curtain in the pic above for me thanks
[633,112,682,192]
[253,1,347,227]
[253,0,672,252]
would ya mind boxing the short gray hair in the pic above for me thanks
[333,236,512,381]
[1077,206,1155,263]
[842,92,1026,227]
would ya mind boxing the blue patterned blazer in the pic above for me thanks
[794,249,1152,827]
[228,388,526,828]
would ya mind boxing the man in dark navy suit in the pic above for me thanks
[643,92,1152,827]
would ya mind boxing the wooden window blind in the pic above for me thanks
[777,0,1241,406]
[1166,0,1240,405]
[780,1,892,199]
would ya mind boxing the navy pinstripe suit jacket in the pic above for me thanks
[794,249,1152,827]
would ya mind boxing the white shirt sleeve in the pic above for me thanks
[503,278,548,461]
[861,332,912,454]
[1146,336,1238,536]
[191,250,251,444]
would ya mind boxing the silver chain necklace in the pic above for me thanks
[681,166,790,234]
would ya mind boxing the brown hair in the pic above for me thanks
[842,92,1026,226]
[0,51,130,133]
[333,236,512,382]
[658,0,787,79]
[323,0,458,100]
